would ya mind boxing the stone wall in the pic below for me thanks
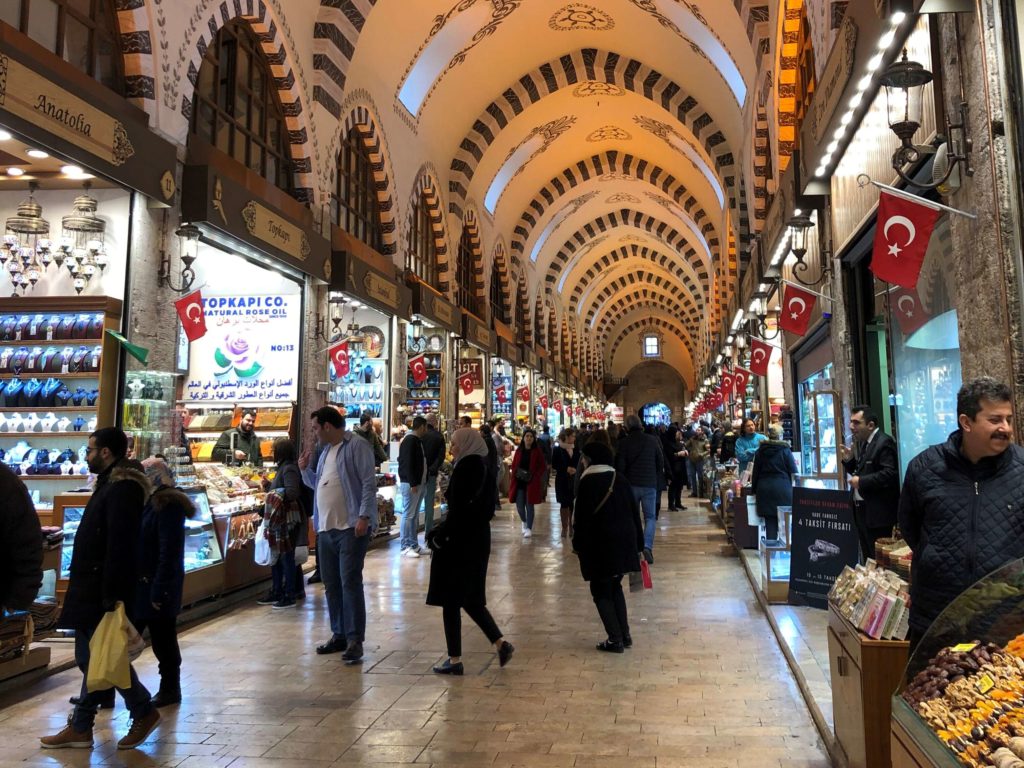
[617,361,688,420]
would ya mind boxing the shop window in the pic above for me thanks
[189,20,296,199]
[887,214,961,479]
[642,334,661,358]
[406,192,438,288]
[334,129,384,252]
[455,227,480,316]
[489,267,509,325]
[6,0,123,94]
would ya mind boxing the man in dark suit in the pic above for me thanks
[840,405,900,562]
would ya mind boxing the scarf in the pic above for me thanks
[581,463,615,479]
[451,427,489,463]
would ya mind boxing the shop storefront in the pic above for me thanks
[179,153,330,592]
[518,345,539,431]
[534,358,552,431]
[457,311,493,427]
[329,230,412,437]
[491,336,517,428]
[405,283,459,428]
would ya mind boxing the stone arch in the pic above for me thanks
[597,299,698,347]
[114,1,157,108]
[180,2,316,204]
[546,210,711,301]
[584,274,702,333]
[513,151,720,260]
[516,272,532,345]
[490,239,511,325]
[608,315,698,361]
[312,0,381,117]
[457,208,486,311]
[447,48,743,241]
[406,165,451,289]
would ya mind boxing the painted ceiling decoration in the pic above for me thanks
[548,4,616,32]
[585,274,701,332]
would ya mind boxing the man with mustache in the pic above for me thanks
[899,377,1024,650]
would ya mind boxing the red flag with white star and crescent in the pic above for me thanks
[779,284,817,337]
[749,339,774,377]
[892,286,931,336]
[871,191,941,288]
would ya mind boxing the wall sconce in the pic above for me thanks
[410,317,423,339]
[881,49,973,190]
[787,212,828,287]
[159,223,200,293]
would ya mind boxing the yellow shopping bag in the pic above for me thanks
[86,602,131,692]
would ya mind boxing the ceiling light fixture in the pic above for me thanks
[0,130,12,141]
[26,149,48,159]
[61,165,83,176]
[6,168,24,177]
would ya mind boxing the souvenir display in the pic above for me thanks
[123,371,181,459]
[829,561,911,641]
[491,358,513,422]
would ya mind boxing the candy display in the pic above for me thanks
[829,561,910,640]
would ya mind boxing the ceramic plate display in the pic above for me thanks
[360,326,385,358]
[427,334,444,352]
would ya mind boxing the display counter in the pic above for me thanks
[758,505,792,604]
[891,558,1024,768]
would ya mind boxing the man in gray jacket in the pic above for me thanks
[615,414,664,563]
[301,407,377,664]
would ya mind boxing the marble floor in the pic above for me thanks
[0,492,832,768]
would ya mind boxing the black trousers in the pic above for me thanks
[668,468,685,508]
[442,602,502,658]
[589,576,629,643]
[854,504,892,562]
[135,615,181,682]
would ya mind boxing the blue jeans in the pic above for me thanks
[318,528,370,642]
[633,485,657,551]
[399,482,423,550]
[71,622,153,730]
[515,487,534,529]
[420,475,438,534]
[687,459,705,498]
[271,546,297,599]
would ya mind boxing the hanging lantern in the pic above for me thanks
[4,182,50,293]
[61,184,106,288]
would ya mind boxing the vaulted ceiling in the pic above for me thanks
[313,0,764,387]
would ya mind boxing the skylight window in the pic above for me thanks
[643,334,661,358]
[484,134,545,214]
[656,2,746,105]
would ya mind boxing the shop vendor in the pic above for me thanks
[211,410,263,466]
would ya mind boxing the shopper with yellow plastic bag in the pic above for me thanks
[41,429,161,751]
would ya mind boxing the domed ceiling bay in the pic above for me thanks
[316,0,761,392]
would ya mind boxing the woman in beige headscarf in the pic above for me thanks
[425,427,514,675]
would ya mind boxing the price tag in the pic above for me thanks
[977,673,995,694]
[952,643,978,653]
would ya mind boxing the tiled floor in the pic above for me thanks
[0,492,832,768]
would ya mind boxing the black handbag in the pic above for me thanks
[425,519,452,552]
[515,467,532,482]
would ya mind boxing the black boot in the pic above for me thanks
[151,675,182,708]
[69,689,115,709]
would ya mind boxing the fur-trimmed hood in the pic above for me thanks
[148,485,197,518]
[109,463,152,502]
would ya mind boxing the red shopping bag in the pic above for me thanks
[640,560,653,590]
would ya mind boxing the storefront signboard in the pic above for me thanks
[458,359,483,387]
[411,283,460,334]
[331,234,412,318]
[805,15,858,148]
[183,292,301,403]
[496,337,519,364]
[0,25,177,202]
[521,345,539,370]
[462,311,495,352]
[787,487,860,609]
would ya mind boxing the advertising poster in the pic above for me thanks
[787,486,859,609]
[184,293,301,402]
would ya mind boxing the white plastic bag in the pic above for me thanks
[294,545,309,565]
[253,521,278,566]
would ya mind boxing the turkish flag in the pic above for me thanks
[721,368,735,401]
[710,391,723,409]
[553,400,562,413]
[539,395,549,409]
[892,286,931,336]
[409,354,428,384]
[734,367,752,399]
[517,385,530,402]
[779,284,817,336]
[566,405,573,418]
[328,341,350,377]
[871,191,941,288]
[496,384,508,404]
[174,290,207,342]
[458,372,475,396]
[749,338,774,377]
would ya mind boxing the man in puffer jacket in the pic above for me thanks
[899,377,1024,649]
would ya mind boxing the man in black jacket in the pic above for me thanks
[42,428,161,751]
[615,414,664,562]
[899,378,1024,649]
[210,409,262,466]
[0,464,42,614]
[398,417,427,557]
[841,405,900,562]
[420,414,447,534]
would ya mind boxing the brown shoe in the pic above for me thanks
[40,724,93,749]
[117,708,160,750]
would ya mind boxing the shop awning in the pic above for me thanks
[330,228,412,319]
[0,23,177,204]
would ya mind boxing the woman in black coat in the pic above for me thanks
[666,428,688,511]
[427,428,514,675]
[750,424,798,541]
[551,428,580,539]
[259,438,306,607]
[136,458,196,707]
[572,442,644,653]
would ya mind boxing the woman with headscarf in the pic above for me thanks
[426,428,514,675]
[135,458,197,707]
[509,429,547,538]
[572,442,644,653]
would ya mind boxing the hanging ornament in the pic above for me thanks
[61,184,106,289]
[3,182,50,293]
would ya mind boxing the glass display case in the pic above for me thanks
[181,488,223,573]
[892,558,1024,767]
[58,501,87,580]
[798,370,843,490]
[759,505,792,603]
[491,357,513,423]
[123,370,181,459]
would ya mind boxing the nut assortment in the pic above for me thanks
[903,636,1024,766]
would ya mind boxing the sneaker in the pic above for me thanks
[523,528,532,539]
[403,547,421,558]
[642,547,654,565]
[272,598,296,609]
[116,708,160,750]
[256,592,278,606]
[40,724,93,749]
[521,523,527,534]
[341,641,364,663]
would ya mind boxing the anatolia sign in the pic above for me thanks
[0,54,135,166]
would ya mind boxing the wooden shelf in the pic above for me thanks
[15,474,89,480]
[0,339,104,346]
[0,431,89,437]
